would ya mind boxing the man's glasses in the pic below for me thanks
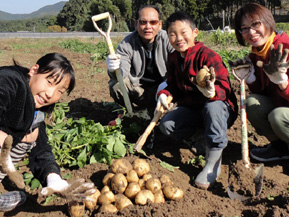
[240,20,262,34]
[138,20,159,26]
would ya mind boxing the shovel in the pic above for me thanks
[133,95,173,153]
[227,64,264,201]
[91,12,133,115]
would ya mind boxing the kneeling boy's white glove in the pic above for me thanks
[41,173,96,202]
[155,93,169,115]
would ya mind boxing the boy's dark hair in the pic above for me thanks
[137,5,162,20]
[165,11,196,31]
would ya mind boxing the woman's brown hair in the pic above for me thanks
[234,3,275,46]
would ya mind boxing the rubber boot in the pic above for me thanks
[194,147,223,190]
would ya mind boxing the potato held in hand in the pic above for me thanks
[196,68,210,88]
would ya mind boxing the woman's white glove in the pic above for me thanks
[229,56,256,84]
[41,173,96,202]
[196,66,216,98]
[257,44,289,84]
[155,93,169,114]
[106,54,121,72]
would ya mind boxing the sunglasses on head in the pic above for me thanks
[138,20,160,25]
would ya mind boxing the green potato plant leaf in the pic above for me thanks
[46,103,133,168]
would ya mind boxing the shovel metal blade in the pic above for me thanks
[227,163,264,201]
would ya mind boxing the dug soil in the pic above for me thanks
[0,39,289,217]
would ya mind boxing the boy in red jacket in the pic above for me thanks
[156,11,238,189]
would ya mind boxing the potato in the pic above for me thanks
[101,185,110,194]
[196,68,210,88]
[138,179,146,190]
[133,159,150,177]
[115,194,133,210]
[102,173,115,186]
[111,158,133,174]
[111,173,128,194]
[126,170,139,183]
[135,190,155,205]
[98,191,115,205]
[84,188,101,212]
[68,201,85,217]
[142,173,153,182]
[145,178,162,193]
[99,204,118,213]
[154,190,165,203]
[163,185,184,200]
[160,174,174,186]
[125,182,141,199]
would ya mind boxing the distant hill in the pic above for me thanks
[0,1,66,21]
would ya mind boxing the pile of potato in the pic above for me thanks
[69,158,184,216]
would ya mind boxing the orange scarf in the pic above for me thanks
[252,32,276,60]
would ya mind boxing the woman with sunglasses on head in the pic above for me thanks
[231,3,289,162]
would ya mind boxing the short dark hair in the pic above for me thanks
[137,5,161,20]
[234,3,275,46]
[165,11,196,31]
[36,53,75,95]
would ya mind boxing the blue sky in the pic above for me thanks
[0,0,68,14]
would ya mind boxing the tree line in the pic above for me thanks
[1,0,288,32]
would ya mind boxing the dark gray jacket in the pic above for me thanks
[108,29,174,87]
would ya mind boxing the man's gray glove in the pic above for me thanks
[257,43,289,84]
[193,65,216,98]
[41,173,96,203]
[0,135,25,189]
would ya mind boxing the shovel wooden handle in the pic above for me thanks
[134,95,173,152]
[232,65,251,168]
[91,12,133,114]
